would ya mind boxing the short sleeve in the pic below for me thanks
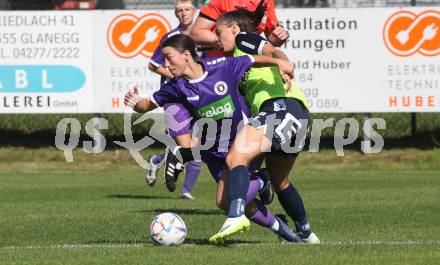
[235,32,269,55]
[152,83,181,107]
[149,44,163,67]
[227,55,254,81]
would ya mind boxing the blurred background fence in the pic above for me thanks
[0,0,439,149]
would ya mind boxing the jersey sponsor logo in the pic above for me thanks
[383,10,440,57]
[214,81,228,96]
[196,95,235,120]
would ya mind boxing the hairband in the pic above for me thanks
[175,2,195,9]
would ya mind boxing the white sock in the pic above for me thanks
[270,219,280,232]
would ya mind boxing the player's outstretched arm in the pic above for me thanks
[190,16,219,47]
[252,55,293,77]
[261,42,290,62]
[251,55,293,90]
[124,88,157,113]
[260,45,294,91]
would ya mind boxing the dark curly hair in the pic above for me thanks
[161,34,198,59]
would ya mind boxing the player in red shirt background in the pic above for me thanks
[191,0,289,47]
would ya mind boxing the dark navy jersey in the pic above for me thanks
[235,32,269,55]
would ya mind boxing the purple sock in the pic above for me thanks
[151,154,165,165]
[246,178,261,205]
[181,160,202,194]
[248,199,276,228]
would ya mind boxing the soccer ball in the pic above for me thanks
[149,212,187,246]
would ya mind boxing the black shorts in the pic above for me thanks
[250,98,310,158]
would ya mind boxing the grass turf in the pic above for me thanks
[0,147,439,265]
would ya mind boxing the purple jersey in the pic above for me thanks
[152,55,255,152]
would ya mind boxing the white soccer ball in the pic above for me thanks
[149,212,187,246]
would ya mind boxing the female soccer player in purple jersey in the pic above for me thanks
[146,0,202,201]
[210,10,320,244]
[124,33,302,243]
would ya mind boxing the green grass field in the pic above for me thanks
[0,147,439,265]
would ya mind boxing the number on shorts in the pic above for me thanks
[274,113,302,144]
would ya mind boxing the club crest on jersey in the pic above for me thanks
[214,81,228,96]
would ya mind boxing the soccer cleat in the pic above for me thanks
[164,147,185,192]
[208,215,250,244]
[273,214,302,243]
[145,154,163,187]
[254,168,274,205]
[179,192,195,200]
[300,232,320,244]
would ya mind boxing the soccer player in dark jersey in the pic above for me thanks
[124,34,302,243]
[210,10,320,244]
[146,0,202,200]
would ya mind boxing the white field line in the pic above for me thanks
[0,243,145,251]
[1,240,440,250]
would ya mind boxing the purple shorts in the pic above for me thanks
[202,151,263,183]
[163,103,192,137]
